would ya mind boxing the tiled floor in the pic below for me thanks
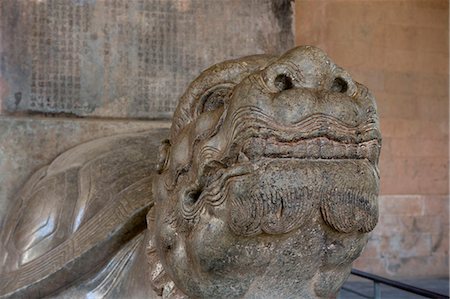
[338,278,449,299]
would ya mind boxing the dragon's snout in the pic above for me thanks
[153,46,381,299]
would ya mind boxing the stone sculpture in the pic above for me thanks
[0,46,381,298]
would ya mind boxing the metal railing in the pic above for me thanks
[338,269,449,299]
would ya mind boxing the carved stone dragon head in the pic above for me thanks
[150,46,381,298]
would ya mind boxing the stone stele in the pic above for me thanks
[0,46,381,299]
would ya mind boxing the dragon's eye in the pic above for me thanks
[202,92,225,113]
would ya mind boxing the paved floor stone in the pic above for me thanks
[339,278,449,298]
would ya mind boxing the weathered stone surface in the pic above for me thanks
[152,45,381,298]
[0,0,294,119]
[0,116,170,221]
[0,129,168,298]
[0,46,381,298]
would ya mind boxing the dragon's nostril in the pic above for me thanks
[274,74,293,91]
[331,77,348,93]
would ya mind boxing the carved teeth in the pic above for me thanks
[307,140,320,158]
[240,137,380,165]
[319,137,334,159]
[356,143,367,159]
[367,141,380,165]
[297,140,307,156]
[346,143,357,157]
[334,143,346,158]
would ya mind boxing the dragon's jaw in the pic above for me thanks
[154,156,378,298]
[152,45,381,299]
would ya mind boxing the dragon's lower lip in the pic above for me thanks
[240,136,381,165]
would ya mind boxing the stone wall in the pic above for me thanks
[296,0,449,278]
[0,0,294,222]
